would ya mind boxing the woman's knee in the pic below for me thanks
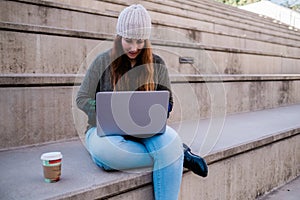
[152,126,182,151]
[143,126,183,168]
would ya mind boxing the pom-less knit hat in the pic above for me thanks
[116,4,152,39]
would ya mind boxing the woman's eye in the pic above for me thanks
[125,39,132,43]
[137,40,144,44]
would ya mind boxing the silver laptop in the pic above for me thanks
[96,91,169,138]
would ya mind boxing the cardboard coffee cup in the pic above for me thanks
[41,152,62,183]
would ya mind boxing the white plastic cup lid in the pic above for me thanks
[41,152,63,161]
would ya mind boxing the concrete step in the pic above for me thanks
[257,176,300,200]
[1,23,300,75]
[48,0,300,40]
[0,104,299,199]
[191,0,296,30]
[1,1,300,76]
[2,0,299,46]
[1,74,299,149]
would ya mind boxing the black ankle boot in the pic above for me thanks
[183,143,208,177]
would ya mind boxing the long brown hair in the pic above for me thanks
[110,35,155,91]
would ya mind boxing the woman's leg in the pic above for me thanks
[85,127,154,170]
[86,127,184,200]
[141,126,184,200]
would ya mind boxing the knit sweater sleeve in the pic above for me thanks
[76,50,111,127]
[153,54,174,114]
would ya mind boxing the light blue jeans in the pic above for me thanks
[85,126,184,200]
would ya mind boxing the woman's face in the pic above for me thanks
[121,38,145,60]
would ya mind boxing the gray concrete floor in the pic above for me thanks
[1,104,299,199]
[258,176,300,200]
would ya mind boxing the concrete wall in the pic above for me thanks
[179,134,300,200]
[96,132,300,200]
[1,0,300,75]
[0,86,76,149]
[0,1,299,199]
[1,0,300,150]
[1,75,300,149]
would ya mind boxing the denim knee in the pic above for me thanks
[142,126,183,170]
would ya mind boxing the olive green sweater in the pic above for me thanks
[76,49,173,129]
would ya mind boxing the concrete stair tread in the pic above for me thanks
[1,104,300,200]
[257,176,300,200]
[0,139,152,200]
[172,104,300,156]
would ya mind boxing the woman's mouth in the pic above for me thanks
[127,51,139,59]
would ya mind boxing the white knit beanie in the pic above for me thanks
[116,4,152,39]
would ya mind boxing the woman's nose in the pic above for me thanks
[129,42,138,52]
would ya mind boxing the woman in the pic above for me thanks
[76,4,207,200]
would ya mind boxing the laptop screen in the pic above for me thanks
[96,91,169,138]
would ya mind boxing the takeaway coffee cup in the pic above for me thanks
[40,152,63,183]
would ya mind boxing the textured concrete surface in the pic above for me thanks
[179,134,299,200]
[0,0,300,199]
[0,86,78,149]
[1,80,300,149]
[1,0,300,75]
[0,139,153,200]
[257,176,300,200]
[0,105,299,199]
[1,0,300,150]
